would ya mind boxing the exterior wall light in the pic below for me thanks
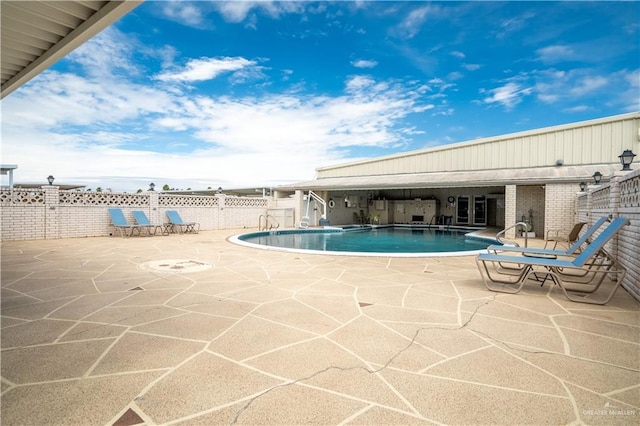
[592,171,602,185]
[579,182,586,192]
[149,182,155,191]
[618,149,636,171]
[47,175,55,185]
[217,186,223,194]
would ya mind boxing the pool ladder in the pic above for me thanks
[428,215,452,230]
[496,222,529,247]
[259,215,280,231]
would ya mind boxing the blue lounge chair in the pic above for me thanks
[487,216,608,257]
[475,217,629,305]
[108,208,141,238]
[166,210,200,234]
[132,210,169,236]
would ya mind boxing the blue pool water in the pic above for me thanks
[232,226,497,257]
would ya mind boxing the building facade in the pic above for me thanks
[277,112,640,239]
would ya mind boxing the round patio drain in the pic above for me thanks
[140,259,213,274]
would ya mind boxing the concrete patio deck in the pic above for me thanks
[1,230,638,425]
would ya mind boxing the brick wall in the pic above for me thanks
[0,190,47,240]
[504,185,517,238]
[516,185,545,236]
[544,183,581,239]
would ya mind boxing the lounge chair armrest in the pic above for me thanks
[545,229,563,239]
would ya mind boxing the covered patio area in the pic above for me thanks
[1,230,638,425]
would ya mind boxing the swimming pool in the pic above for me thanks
[230,226,499,257]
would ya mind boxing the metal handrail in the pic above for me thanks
[496,222,529,247]
[259,214,280,231]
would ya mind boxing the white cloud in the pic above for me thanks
[536,45,574,63]
[394,5,442,39]
[532,68,636,110]
[625,69,640,88]
[2,67,429,192]
[563,105,590,113]
[570,76,608,96]
[214,2,255,23]
[161,1,205,26]
[213,1,306,24]
[66,27,140,78]
[494,12,535,39]
[482,82,532,109]
[537,92,559,103]
[351,59,378,69]
[616,69,640,112]
[155,57,258,82]
[5,72,176,128]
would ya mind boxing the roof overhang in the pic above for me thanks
[0,164,18,174]
[277,164,622,191]
[1,0,143,99]
[163,187,273,197]
[5,183,86,191]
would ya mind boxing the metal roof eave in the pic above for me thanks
[277,164,622,192]
[1,0,143,99]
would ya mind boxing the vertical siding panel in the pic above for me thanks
[620,119,634,153]
[499,140,508,169]
[464,146,471,170]
[578,127,589,165]
[589,124,599,164]
[529,136,536,167]
[505,139,514,168]
[520,136,527,167]
[567,128,577,165]
[313,114,637,179]
[599,123,610,161]
[450,149,458,170]
[561,129,571,167]
[545,133,556,167]
[488,141,496,169]
[514,137,523,168]
[610,121,622,162]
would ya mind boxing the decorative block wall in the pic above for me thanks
[575,170,639,300]
[617,170,640,300]
[0,188,269,241]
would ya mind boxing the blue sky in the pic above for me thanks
[2,1,639,192]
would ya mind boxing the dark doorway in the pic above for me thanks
[457,196,469,224]
[487,198,497,227]
[474,196,486,225]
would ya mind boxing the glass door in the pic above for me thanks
[457,196,469,224]
[474,196,486,225]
